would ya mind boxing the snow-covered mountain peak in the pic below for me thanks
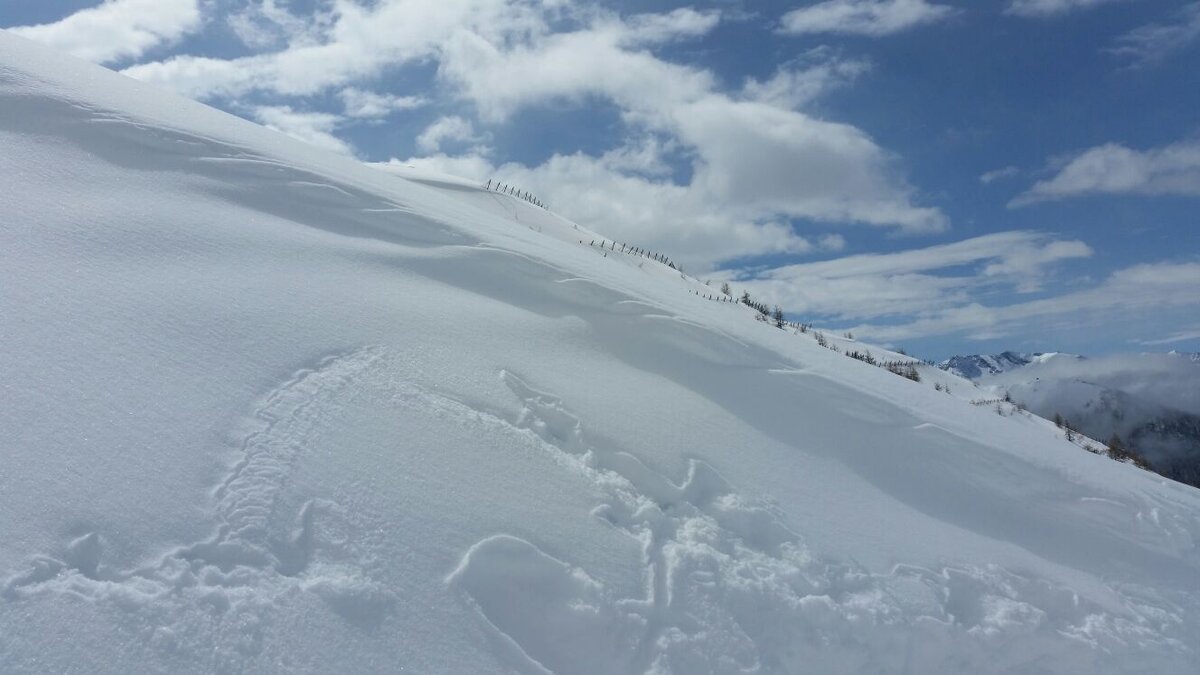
[938,350,1033,379]
[938,350,1086,379]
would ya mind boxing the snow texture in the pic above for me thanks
[1,32,1199,673]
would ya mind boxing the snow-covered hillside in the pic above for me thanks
[2,32,1199,674]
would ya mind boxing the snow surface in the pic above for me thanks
[2,32,1199,674]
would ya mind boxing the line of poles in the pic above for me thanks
[586,239,677,270]
[484,179,546,209]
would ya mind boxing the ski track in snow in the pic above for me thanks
[1,345,1192,673]
[448,372,1192,674]
[1,347,395,672]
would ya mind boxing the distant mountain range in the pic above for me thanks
[938,351,1200,488]
[938,351,1082,379]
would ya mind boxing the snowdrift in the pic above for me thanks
[1,32,1198,674]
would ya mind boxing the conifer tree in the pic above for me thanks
[1107,433,1127,459]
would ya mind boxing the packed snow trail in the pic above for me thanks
[2,347,398,671]
[1,32,1199,673]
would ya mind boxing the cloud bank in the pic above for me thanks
[8,0,203,65]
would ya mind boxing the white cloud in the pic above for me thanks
[983,353,1200,425]
[732,231,1094,321]
[980,166,1020,184]
[121,1,943,267]
[432,9,944,236]
[743,48,872,109]
[225,0,315,50]
[670,96,945,232]
[760,231,1088,279]
[780,0,956,37]
[252,105,354,155]
[848,262,1200,342]
[589,134,677,177]
[619,7,721,45]
[436,13,718,123]
[415,116,483,153]
[1005,0,1132,18]
[1138,327,1200,346]
[123,0,532,99]
[376,154,497,183]
[1110,2,1200,67]
[388,98,947,271]
[818,234,848,252]
[1012,140,1200,205]
[6,0,203,65]
[388,141,823,270]
[339,88,426,119]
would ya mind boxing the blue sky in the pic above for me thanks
[5,0,1199,359]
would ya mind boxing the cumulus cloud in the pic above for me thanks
[1012,140,1200,205]
[669,97,944,231]
[252,105,354,155]
[415,116,484,153]
[386,95,946,271]
[225,0,314,50]
[1005,0,1131,18]
[432,9,944,236]
[386,142,819,269]
[618,7,721,45]
[6,0,203,64]
[435,12,718,122]
[743,48,872,109]
[780,0,956,37]
[377,153,497,184]
[339,88,426,119]
[119,1,943,269]
[1110,2,1200,67]
[123,0,531,99]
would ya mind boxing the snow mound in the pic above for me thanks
[2,32,1199,673]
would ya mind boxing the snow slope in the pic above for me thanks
[2,32,1199,674]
